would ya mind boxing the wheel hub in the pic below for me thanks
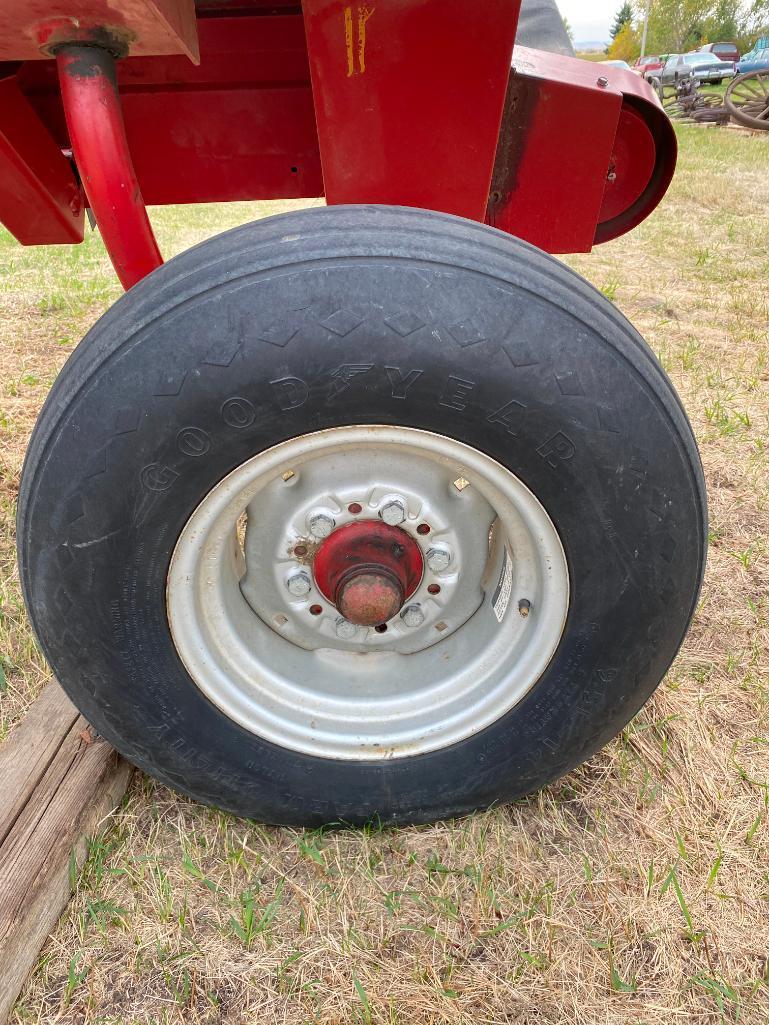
[337,571,403,626]
[313,521,423,626]
[167,427,570,759]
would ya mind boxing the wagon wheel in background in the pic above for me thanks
[697,92,726,108]
[726,71,769,129]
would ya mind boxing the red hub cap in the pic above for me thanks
[313,521,424,627]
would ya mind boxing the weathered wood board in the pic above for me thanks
[0,680,131,1022]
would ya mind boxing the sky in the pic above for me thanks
[556,0,618,42]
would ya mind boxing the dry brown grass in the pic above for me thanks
[1,127,767,1024]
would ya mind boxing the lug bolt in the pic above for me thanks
[427,547,452,573]
[286,571,311,597]
[335,618,358,640]
[380,498,408,526]
[401,604,425,628]
[309,513,335,539]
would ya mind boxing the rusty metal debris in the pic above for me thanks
[659,73,769,131]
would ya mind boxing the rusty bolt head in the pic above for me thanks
[286,571,311,597]
[335,618,359,640]
[309,513,335,539]
[380,499,407,526]
[427,547,452,573]
[401,604,425,628]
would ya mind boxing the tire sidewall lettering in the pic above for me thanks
[156,369,578,490]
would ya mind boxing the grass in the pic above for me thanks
[2,125,768,1023]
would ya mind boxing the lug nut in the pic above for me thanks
[380,499,407,526]
[427,547,452,573]
[309,513,335,539]
[287,571,311,597]
[401,604,425,628]
[335,618,358,640]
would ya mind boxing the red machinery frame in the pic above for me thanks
[0,1,677,290]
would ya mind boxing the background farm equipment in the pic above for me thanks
[658,78,731,124]
[726,69,769,128]
[656,71,769,129]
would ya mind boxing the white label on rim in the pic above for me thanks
[493,547,513,623]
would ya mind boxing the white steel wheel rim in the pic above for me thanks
[167,426,570,760]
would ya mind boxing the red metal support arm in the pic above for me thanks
[56,44,163,290]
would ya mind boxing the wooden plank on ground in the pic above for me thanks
[0,680,132,1023]
[0,681,79,845]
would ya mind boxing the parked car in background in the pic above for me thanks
[737,47,769,74]
[742,36,769,61]
[700,42,740,64]
[646,54,691,88]
[601,59,632,71]
[652,52,735,87]
[633,54,664,77]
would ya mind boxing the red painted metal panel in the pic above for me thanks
[57,47,162,289]
[486,47,676,253]
[0,0,198,63]
[126,89,322,205]
[302,0,521,221]
[598,106,656,224]
[17,15,324,207]
[594,110,676,244]
[486,53,621,254]
[3,12,675,266]
[0,74,83,245]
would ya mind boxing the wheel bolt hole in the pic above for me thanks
[294,544,308,558]
[348,503,363,515]
[375,624,388,633]
[417,523,431,536]
[428,584,441,595]
[309,604,323,616]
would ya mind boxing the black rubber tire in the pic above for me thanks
[18,206,707,827]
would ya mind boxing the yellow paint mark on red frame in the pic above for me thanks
[357,6,375,73]
[343,4,375,76]
[344,5,355,77]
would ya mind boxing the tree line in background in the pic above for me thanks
[605,0,769,60]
